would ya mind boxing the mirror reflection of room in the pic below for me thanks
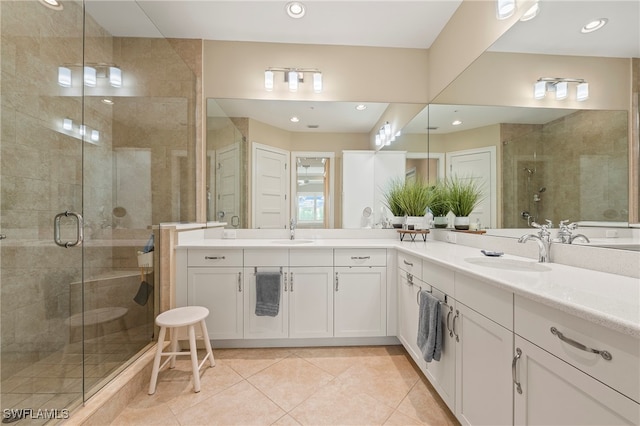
[294,157,330,228]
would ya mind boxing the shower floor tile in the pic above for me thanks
[110,345,459,426]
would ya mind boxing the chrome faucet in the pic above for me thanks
[290,218,296,240]
[555,220,590,244]
[518,220,552,263]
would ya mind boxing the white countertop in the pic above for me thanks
[177,238,640,338]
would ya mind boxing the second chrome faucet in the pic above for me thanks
[518,221,552,263]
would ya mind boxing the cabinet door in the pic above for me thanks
[289,267,334,338]
[187,267,243,339]
[514,336,639,426]
[397,271,422,364]
[455,303,513,426]
[243,267,289,339]
[334,267,387,337]
[424,288,456,412]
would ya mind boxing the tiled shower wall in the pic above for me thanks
[501,110,628,228]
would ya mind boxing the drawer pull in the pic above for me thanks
[446,307,453,337]
[335,272,339,292]
[550,327,612,361]
[512,348,523,394]
[403,259,414,267]
[452,310,460,342]
[205,256,226,260]
[284,272,288,292]
[237,272,242,292]
[351,256,371,260]
[290,272,294,292]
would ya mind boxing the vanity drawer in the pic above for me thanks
[334,248,386,267]
[455,272,513,330]
[515,295,640,403]
[422,259,454,296]
[188,249,243,267]
[290,249,333,266]
[397,251,422,279]
[244,249,288,266]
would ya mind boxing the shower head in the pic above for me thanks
[538,187,546,193]
[523,167,534,175]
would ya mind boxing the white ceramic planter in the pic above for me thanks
[433,216,449,228]
[454,216,470,230]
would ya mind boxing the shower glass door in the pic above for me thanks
[1,0,85,419]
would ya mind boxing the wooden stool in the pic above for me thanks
[148,306,215,394]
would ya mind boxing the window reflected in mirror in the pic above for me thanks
[293,155,333,229]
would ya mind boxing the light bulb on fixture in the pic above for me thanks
[375,134,381,146]
[58,66,72,87]
[79,125,87,136]
[84,66,97,87]
[62,118,73,131]
[496,0,516,20]
[90,130,100,142]
[555,81,568,100]
[534,80,547,99]
[384,122,391,137]
[520,1,539,21]
[288,70,299,92]
[264,70,274,91]
[576,82,589,101]
[108,66,122,87]
[313,72,322,93]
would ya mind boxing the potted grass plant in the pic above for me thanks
[446,176,484,230]
[397,179,432,230]
[428,182,450,228]
[382,178,406,228]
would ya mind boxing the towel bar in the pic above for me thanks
[254,266,283,275]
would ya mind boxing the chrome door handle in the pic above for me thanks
[238,272,242,292]
[350,256,370,260]
[335,272,339,291]
[403,259,413,267]
[54,211,83,248]
[290,272,294,292]
[284,272,288,292]
[452,310,460,342]
[446,307,453,337]
[512,348,523,394]
[205,256,226,260]
[550,327,612,360]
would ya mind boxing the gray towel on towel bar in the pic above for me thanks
[255,271,281,317]
[417,289,442,362]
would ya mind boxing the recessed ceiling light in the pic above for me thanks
[355,104,367,111]
[285,2,306,19]
[39,0,63,10]
[101,98,114,105]
[452,120,463,126]
[581,18,608,34]
[290,116,300,123]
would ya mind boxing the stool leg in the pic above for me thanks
[169,327,179,369]
[199,319,215,367]
[187,324,201,393]
[148,326,167,395]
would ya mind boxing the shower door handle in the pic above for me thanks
[54,211,84,248]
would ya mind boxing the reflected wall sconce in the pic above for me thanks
[58,63,123,88]
[264,67,322,93]
[496,0,516,20]
[375,121,393,147]
[534,78,589,101]
[60,118,100,143]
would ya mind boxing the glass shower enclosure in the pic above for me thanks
[1,0,197,420]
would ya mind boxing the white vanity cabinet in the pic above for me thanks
[513,295,640,425]
[334,249,387,337]
[185,249,244,340]
[453,272,514,426]
[288,249,334,339]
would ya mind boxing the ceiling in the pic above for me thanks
[87,1,639,135]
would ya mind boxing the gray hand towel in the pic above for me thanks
[417,289,442,362]
[255,271,281,317]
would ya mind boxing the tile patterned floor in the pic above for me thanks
[111,345,459,426]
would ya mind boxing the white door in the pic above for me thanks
[253,143,289,229]
[215,144,240,227]
[455,302,513,426]
[334,267,387,337]
[187,267,243,339]
[514,336,639,425]
[447,147,496,229]
[289,267,334,338]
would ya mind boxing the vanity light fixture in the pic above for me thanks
[534,78,589,101]
[57,63,123,88]
[285,2,306,19]
[90,130,100,142]
[79,125,87,136]
[581,18,608,34]
[375,134,382,147]
[62,118,73,131]
[264,67,322,93]
[496,0,516,20]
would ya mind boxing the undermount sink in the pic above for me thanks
[271,239,314,245]
[464,257,551,272]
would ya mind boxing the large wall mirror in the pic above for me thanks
[206,99,427,229]
[424,0,639,249]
